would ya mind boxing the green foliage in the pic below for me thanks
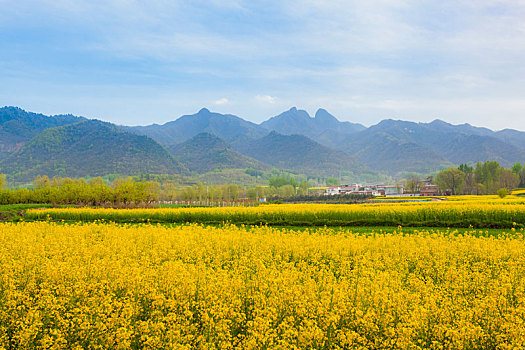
[325,177,339,186]
[474,161,500,193]
[297,181,309,196]
[498,168,520,191]
[458,164,473,174]
[497,188,509,198]
[268,176,297,189]
[405,176,423,194]
[245,168,264,178]
[0,174,6,189]
[430,161,522,195]
[246,186,267,201]
[512,163,523,174]
[277,185,296,197]
[436,168,465,195]
[0,176,160,206]
[173,183,245,203]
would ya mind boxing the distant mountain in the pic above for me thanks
[425,119,494,137]
[0,106,85,160]
[260,107,365,147]
[495,129,525,150]
[338,119,525,174]
[237,131,366,176]
[438,134,525,165]
[340,124,451,174]
[126,108,266,145]
[1,120,186,182]
[4,105,525,180]
[167,133,268,173]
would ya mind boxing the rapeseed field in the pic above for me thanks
[1,221,524,349]
[27,198,525,228]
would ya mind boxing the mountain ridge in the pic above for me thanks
[260,107,366,145]
[125,108,266,146]
[3,106,525,180]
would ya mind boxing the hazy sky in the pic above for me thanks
[1,0,525,129]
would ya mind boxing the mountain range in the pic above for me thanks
[1,105,525,183]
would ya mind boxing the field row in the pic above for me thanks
[26,201,525,228]
[0,222,524,348]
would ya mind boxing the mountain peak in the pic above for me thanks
[289,107,297,112]
[314,108,338,122]
[430,119,449,125]
[198,107,211,114]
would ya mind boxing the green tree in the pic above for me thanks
[458,164,473,174]
[326,177,339,186]
[512,163,523,175]
[268,176,290,188]
[462,172,478,195]
[33,175,51,189]
[405,176,423,194]
[520,167,525,187]
[498,168,519,191]
[0,174,6,189]
[278,185,296,197]
[297,181,309,196]
[474,161,500,194]
[436,168,465,195]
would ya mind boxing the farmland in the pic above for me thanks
[3,197,525,348]
[1,221,525,348]
[25,195,525,228]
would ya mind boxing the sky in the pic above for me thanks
[1,0,525,130]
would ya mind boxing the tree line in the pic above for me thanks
[1,161,523,206]
[0,175,273,206]
[434,161,525,195]
[0,176,161,206]
[0,174,325,206]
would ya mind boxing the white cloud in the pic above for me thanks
[255,95,277,104]
[214,98,229,105]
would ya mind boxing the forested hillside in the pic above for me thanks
[0,120,186,181]
[168,133,268,173]
[0,106,84,160]
[237,131,368,177]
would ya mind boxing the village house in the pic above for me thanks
[420,184,439,196]
[324,182,442,197]
[326,184,394,197]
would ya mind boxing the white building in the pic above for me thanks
[325,184,362,195]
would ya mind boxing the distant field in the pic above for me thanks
[1,221,524,348]
[26,196,525,228]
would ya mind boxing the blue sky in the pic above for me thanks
[1,0,524,130]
